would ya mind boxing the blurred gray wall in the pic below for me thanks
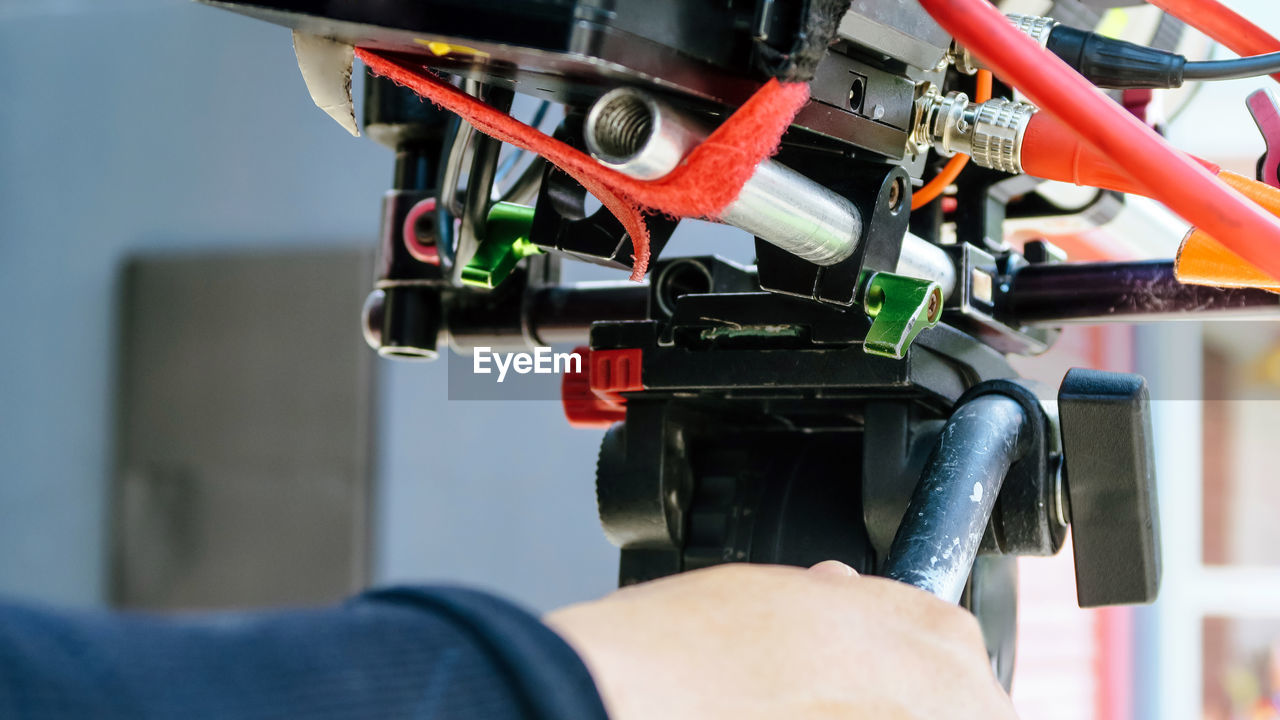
[0,0,617,612]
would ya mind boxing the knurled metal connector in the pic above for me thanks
[1009,14,1058,47]
[914,91,1037,174]
[918,90,970,156]
[952,13,1058,75]
[968,99,1037,174]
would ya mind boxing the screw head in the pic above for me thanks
[926,287,942,323]
[887,177,905,213]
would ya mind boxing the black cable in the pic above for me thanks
[1045,25,1186,89]
[1184,51,1280,80]
[1045,21,1280,89]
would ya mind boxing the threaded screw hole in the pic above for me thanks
[591,94,654,161]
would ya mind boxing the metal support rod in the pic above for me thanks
[452,132,504,284]
[441,281,649,351]
[449,83,513,285]
[897,232,957,299]
[583,88,862,266]
[882,394,1030,603]
[1003,260,1280,326]
[528,282,651,345]
[439,121,476,216]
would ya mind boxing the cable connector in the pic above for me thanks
[953,13,1188,89]
[1045,24,1186,89]
[953,14,1056,75]
[915,91,1037,174]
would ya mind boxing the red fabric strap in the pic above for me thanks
[356,48,810,279]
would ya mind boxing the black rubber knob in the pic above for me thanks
[1058,368,1162,608]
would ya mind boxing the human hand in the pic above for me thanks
[545,562,1017,720]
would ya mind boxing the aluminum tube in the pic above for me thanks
[882,395,1029,603]
[585,90,704,180]
[440,121,476,216]
[896,233,957,299]
[719,160,863,265]
[584,88,861,266]
[1004,260,1280,326]
[451,132,504,284]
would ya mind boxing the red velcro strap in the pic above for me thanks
[356,48,810,280]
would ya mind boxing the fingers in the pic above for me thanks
[808,560,858,578]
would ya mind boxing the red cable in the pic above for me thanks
[1145,0,1280,84]
[918,0,1280,282]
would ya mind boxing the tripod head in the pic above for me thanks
[202,0,1280,685]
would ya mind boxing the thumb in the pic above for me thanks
[808,560,858,578]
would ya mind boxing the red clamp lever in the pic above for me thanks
[561,347,644,428]
[1248,89,1280,189]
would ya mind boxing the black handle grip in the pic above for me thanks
[1058,368,1162,608]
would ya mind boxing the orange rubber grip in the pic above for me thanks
[1021,113,1220,196]
[1021,114,1280,291]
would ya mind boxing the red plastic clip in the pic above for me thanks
[561,346,643,428]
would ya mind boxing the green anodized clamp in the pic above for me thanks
[460,202,543,289]
[861,271,944,360]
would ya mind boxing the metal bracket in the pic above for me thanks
[460,202,542,289]
[861,271,944,359]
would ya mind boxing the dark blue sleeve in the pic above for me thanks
[0,586,610,720]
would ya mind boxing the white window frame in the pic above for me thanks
[1139,324,1280,719]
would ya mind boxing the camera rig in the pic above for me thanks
[206,0,1280,685]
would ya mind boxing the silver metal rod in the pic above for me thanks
[720,160,862,266]
[584,88,861,266]
[897,233,957,299]
[440,121,475,216]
